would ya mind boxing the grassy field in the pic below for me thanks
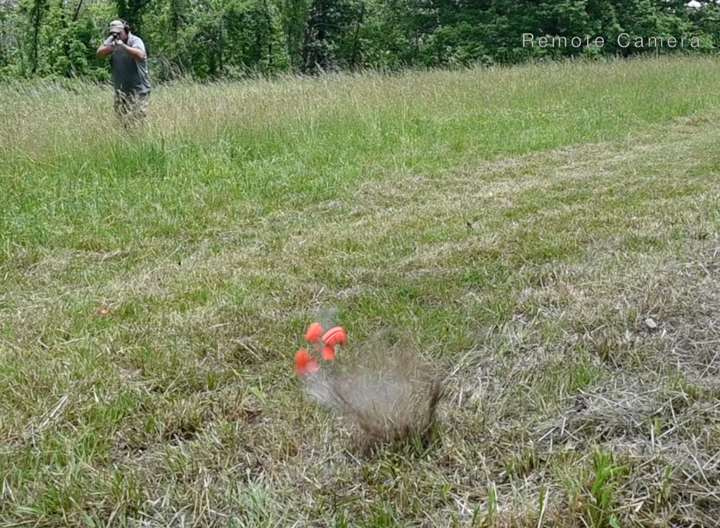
[1,56,720,526]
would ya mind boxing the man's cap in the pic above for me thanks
[108,20,125,34]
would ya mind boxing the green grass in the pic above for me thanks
[2,56,720,526]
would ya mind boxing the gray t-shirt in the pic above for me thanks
[105,33,151,95]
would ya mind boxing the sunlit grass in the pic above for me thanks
[3,56,720,255]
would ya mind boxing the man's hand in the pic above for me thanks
[96,36,118,58]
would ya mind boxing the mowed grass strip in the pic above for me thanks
[1,57,719,526]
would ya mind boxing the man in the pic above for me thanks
[96,20,151,126]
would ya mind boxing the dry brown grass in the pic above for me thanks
[301,338,443,451]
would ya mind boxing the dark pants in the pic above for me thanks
[114,91,149,127]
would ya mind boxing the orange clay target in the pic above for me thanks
[295,348,320,376]
[304,322,324,343]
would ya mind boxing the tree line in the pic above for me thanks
[1,0,719,81]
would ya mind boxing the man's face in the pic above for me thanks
[110,28,128,43]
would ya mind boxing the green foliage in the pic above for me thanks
[9,0,109,79]
[0,0,718,80]
[584,450,628,528]
[0,2,20,75]
[143,0,289,79]
[40,0,87,77]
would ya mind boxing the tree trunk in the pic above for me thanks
[72,0,82,21]
[29,0,46,74]
[349,1,365,69]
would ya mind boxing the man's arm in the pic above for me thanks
[119,42,147,62]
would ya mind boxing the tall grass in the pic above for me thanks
[3,57,720,256]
